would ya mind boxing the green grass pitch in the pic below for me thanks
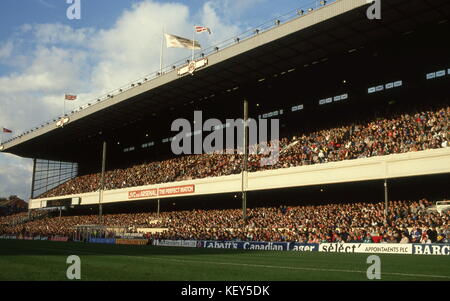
[1,240,449,281]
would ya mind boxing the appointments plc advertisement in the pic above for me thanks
[319,243,413,254]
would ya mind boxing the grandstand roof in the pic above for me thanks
[1,0,449,161]
[0,198,27,208]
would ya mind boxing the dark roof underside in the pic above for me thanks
[3,0,450,160]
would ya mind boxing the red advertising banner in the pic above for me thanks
[128,189,158,199]
[116,239,149,246]
[158,185,195,196]
[50,236,69,242]
[128,185,195,199]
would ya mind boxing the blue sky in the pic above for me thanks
[0,0,322,200]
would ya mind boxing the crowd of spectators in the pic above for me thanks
[0,212,151,237]
[0,212,28,226]
[40,105,449,198]
[1,198,449,244]
[150,198,450,244]
[251,105,449,171]
[0,196,28,216]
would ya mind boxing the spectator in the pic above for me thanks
[399,233,410,244]
[427,227,438,243]
[420,234,431,244]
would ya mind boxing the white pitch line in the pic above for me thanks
[137,256,450,280]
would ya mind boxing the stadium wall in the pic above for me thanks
[1,235,448,255]
[28,148,450,209]
[152,239,450,256]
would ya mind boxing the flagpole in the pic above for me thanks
[160,26,164,75]
[192,26,195,62]
[62,96,66,129]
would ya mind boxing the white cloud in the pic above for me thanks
[203,0,267,23]
[0,154,32,200]
[91,1,193,92]
[0,0,264,200]
[34,24,95,46]
[0,41,13,60]
[200,2,241,46]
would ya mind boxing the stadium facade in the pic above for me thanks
[0,0,449,212]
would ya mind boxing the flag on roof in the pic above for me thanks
[2,128,12,133]
[165,33,201,50]
[65,94,77,101]
[195,26,211,34]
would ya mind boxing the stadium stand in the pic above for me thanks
[0,0,448,257]
[39,104,449,198]
[1,198,449,244]
[0,196,28,216]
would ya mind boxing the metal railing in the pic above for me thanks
[1,0,335,146]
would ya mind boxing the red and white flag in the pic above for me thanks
[65,94,77,101]
[2,128,12,133]
[195,26,211,34]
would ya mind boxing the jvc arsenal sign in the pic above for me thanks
[128,185,195,199]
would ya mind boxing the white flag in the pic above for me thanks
[165,33,201,50]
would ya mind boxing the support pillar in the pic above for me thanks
[99,141,107,223]
[242,99,249,221]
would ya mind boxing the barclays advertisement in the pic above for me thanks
[412,244,450,256]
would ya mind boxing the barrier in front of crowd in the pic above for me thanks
[118,233,146,239]
[290,243,320,252]
[201,240,290,251]
[151,239,449,255]
[0,235,17,240]
[115,238,149,245]
[1,235,449,255]
[153,240,319,252]
[318,243,413,254]
[153,239,198,248]
[0,234,69,242]
[49,236,70,242]
[88,238,116,244]
[412,244,450,256]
